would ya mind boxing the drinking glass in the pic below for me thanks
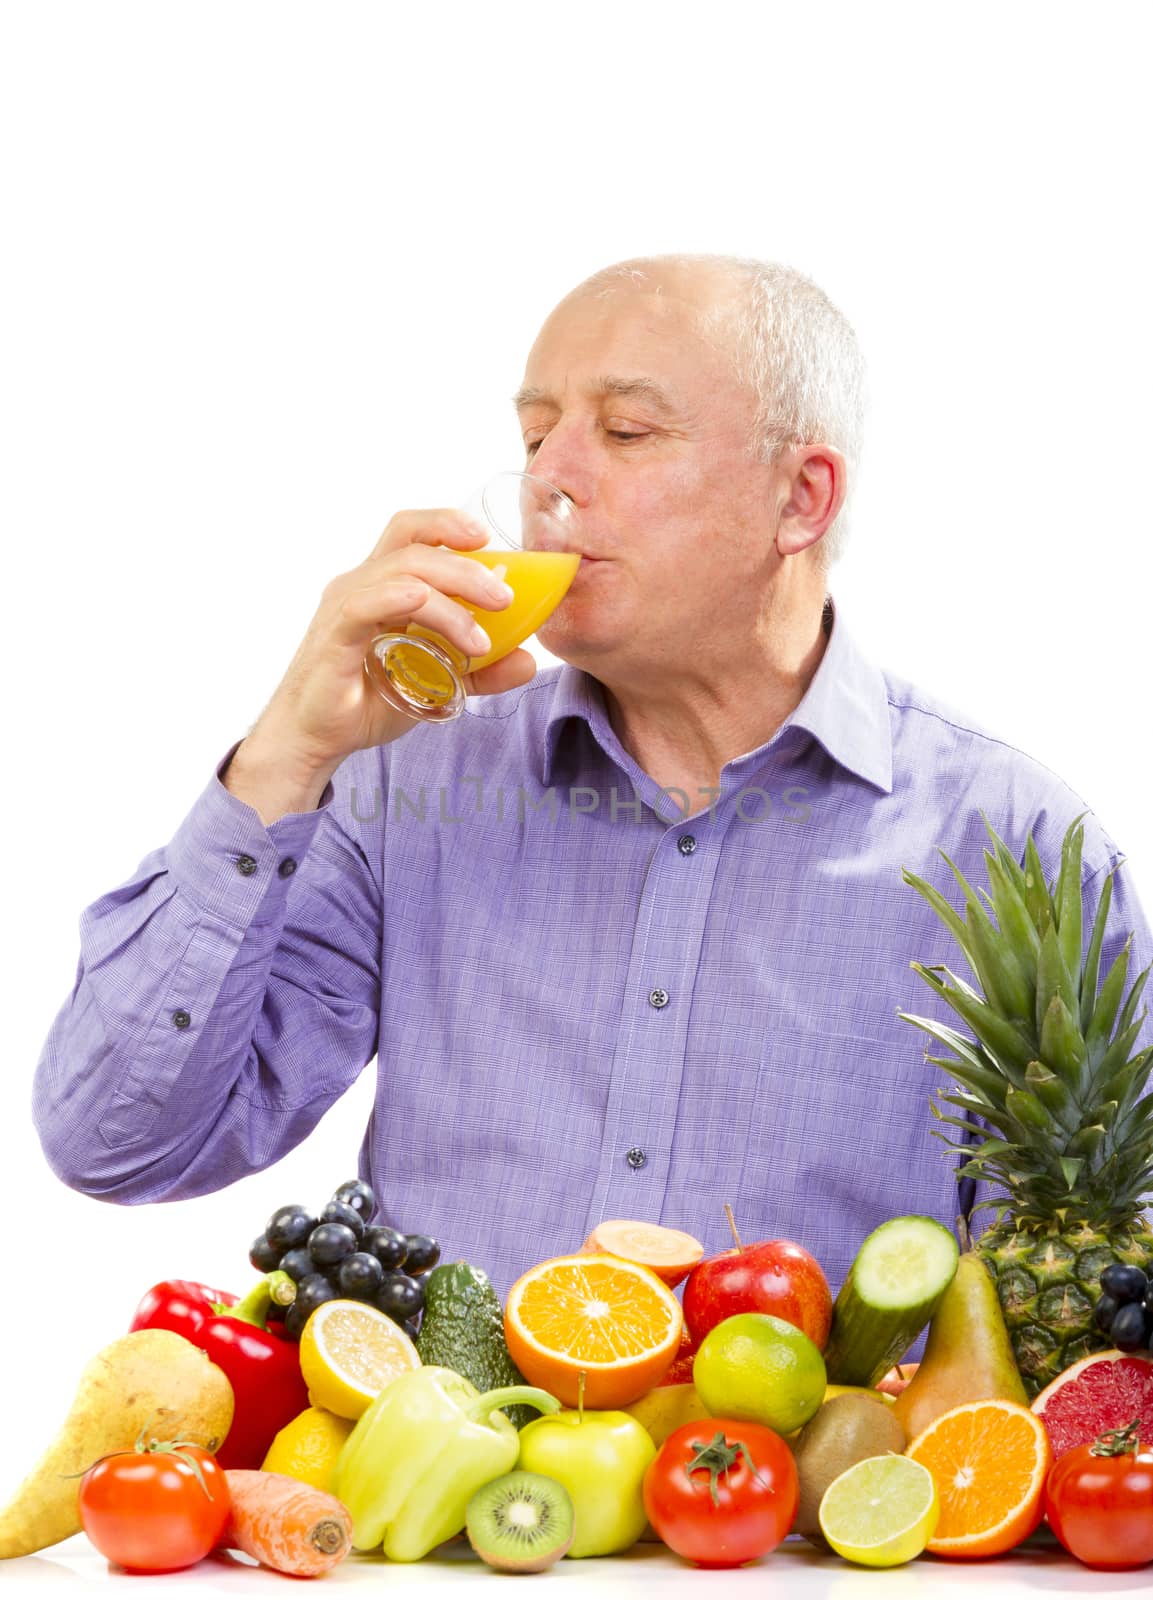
[363,472,581,723]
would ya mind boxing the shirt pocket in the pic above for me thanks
[736,1022,955,1294]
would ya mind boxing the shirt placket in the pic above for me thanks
[582,803,736,1236]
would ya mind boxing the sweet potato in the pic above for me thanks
[0,1328,234,1559]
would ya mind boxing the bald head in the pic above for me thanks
[560,254,749,358]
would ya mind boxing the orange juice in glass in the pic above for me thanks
[363,474,580,723]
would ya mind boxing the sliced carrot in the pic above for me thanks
[218,1470,353,1577]
[582,1218,705,1287]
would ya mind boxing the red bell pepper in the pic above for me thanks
[130,1271,308,1469]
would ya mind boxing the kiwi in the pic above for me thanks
[791,1393,907,1549]
[465,1471,575,1573]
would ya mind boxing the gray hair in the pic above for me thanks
[576,254,867,569]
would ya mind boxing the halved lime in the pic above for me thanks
[818,1453,939,1567]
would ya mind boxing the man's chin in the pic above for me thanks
[537,630,617,671]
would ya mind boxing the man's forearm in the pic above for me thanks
[222,729,338,825]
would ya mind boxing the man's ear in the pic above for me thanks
[777,446,847,557]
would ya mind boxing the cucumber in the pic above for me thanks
[823,1216,959,1388]
[414,1261,536,1428]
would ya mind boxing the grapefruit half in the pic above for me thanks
[1031,1350,1153,1459]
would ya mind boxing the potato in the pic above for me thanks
[0,1328,234,1558]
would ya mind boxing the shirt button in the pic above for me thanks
[236,855,258,876]
[278,858,297,878]
[677,834,697,855]
[172,1009,192,1030]
[626,1146,648,1170]
[649,988,670,1009]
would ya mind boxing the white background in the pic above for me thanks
[2,0,1151,1518]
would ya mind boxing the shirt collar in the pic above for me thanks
[541,597,894,795]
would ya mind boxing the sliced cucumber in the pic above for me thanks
[823,1215,959,1388]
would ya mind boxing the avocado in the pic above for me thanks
[415,1261,536,1427]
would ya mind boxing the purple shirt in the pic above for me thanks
[32,603,1153,1299]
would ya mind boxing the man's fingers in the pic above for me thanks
[370,508,489,560]
[330,578,434,648]
[464,649,538,698]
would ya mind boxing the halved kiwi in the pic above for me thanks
[465,1470,575,1572]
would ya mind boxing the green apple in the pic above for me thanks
[515,1409,656,1557]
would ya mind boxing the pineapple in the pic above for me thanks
[900,812,1153,1396]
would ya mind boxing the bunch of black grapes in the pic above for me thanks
[249,1177,440,1342]
[1094,1263,1153,1352]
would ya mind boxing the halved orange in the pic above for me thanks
[904,1398,1052,1558]
[581,1218,705,1288]
[505,1253,683,1408]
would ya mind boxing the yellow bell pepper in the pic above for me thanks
[333,1365,559,1561]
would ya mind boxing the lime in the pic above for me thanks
[692,1313,826,1436]
[261,1404,355,1491]
[818,1454,939,1567]
[298,1298,421,1420]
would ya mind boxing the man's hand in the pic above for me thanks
[223,510,537,823]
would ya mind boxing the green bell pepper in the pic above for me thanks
[333,1365,560,1561]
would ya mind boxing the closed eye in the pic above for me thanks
[525,432,648,454]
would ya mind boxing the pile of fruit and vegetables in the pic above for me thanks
[3,813,1153,1577]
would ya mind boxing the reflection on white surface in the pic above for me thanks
[3,1530,1145,1597]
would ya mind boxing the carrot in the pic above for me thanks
[218,1470,353,1577]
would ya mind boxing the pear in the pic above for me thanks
[892,1251,1027,1442]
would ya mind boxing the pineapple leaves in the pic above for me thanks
[1064,1123,1107,1163]
[939,850,1034,1023]
[1115,962,1150,1040]
[924,1053,1007,1109]
[1080,865,1116,1034]
[983,848,1042,978]
[1054,814,1087,1004]
[1024,1061,1080,1134]
[1036,922,1077,1047]
[1005,1087,1060,1144]
[908,962,1033,1081]
[1085,938,1133,1064]
[904,813,1153,1231]
[1095,1015,1149,1092]
[1039,992,1088,1096]
[1059,1156,1084,1191]
[1022,834,1053,937]
[901,866,970,954]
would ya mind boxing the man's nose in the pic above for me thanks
[527,422,596,509]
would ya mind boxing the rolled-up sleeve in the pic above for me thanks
[32,744,382,1202]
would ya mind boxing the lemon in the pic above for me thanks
[298,1299,421,1420]
[261,1404,355,1490]
[818,1454,939,1567]
[692,1313,826,1435]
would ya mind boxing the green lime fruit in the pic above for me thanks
[693,1312,827,1435]
[819,1454,939,1567]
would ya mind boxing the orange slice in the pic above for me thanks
[581,1219,705,1287]
[505,1253,683,1408]
[905,1399,1052,1558]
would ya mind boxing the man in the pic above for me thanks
[32,254,1151,1298]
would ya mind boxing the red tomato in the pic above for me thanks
[79,1442,231,1572]
[643,1419,798,1568]
[1044,1426,1153,1571]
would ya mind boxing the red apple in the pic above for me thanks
[683,1235,833,1351]
[875,1362,919,1397]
